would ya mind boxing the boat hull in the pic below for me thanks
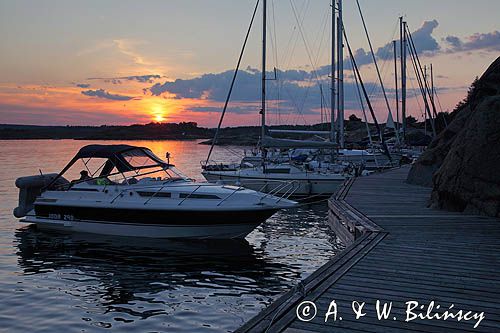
[24,204,279,239]
[202,172,344,198]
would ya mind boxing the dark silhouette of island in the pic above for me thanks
[0,117,436,147]
[0,122,210,141]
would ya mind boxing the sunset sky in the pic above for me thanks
[0,0,498,127]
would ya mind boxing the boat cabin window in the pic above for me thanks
[179,193,221,199]
[137,191,172,198]
[68,187,99,192]
[264,168,291,174]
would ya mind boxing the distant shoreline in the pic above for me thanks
[0,119,434,147]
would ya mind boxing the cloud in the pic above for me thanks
[444,36,462,49]
[76,83,90,88]
[81,89,134,101]
[124,75,162,83]
[149,70,259,101]
[378,20,440,60]
[352,47,375,66]
[187,106,255,114]
[146,67,380,117]
[338,20,441,70]
[406,20,441,55]
[444,31,500,52]
[88,75,162,84]
[113,39,150,66]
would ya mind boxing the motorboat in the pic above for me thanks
[13,144,296,239]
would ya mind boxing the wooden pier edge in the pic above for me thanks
[236,176,387,333]
[236,166,500,333]
[328,176,384,246]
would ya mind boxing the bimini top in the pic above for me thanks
[72,144,169,172]
[74,144,162,161]
[46,144,171,188]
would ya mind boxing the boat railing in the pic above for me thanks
[143,183,169,205]
[109,181,178,204]
[200,159,239,170]
[177,184,203,206]
[217,185,246,207]
[255,180,300,203]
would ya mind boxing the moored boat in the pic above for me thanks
[13,144,296,239]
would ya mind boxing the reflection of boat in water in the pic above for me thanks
[15,226,299,301]
[13,144,296,239]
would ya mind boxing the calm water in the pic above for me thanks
[0,140,343,332]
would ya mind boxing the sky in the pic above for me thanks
[0,0,498,127]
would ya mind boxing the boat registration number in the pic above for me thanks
[48,213,75,221]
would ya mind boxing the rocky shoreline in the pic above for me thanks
[408,56,500,217]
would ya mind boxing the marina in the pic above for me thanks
[236,166,500,332]
[1,0,499,332]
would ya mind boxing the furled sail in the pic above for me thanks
[385,111,396,129]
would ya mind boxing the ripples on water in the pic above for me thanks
[0,140,344,332]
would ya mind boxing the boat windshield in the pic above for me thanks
[47,144,189,189]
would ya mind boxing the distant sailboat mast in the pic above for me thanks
[393,40,400,135]
[330,0,336,143]
[336,0,344,148]
[400,17,407,143]
[261,0,267,162]
[356,0,399,144]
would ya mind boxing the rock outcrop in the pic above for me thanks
[407,56,500,217]
[406,101,474,187]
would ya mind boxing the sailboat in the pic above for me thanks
[202,0,350,198]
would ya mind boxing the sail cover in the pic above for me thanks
[385,112,396,129]
[262,136,337,149]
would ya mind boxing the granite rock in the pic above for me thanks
[408,56,500,217]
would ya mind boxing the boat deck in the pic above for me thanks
[236,166,500,332]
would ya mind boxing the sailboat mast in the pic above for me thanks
[400,17,407,143]
[425,65,429,135]
[261,0,267,148]
[336,0,344,148]
[430,63,436,116]
[356,0,398,144]
[330,0,336,143]
[393,40,399,135]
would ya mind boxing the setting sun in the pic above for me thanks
[151,104,167,122]
[154,113,166,122]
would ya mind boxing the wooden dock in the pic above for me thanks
[236,166,500,332]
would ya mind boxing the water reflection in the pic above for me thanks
[2,140,341,332]
[15,226,300,321]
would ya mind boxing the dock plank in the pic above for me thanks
[236,166,500,332]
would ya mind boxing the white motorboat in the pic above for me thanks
[13,144,296,239]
